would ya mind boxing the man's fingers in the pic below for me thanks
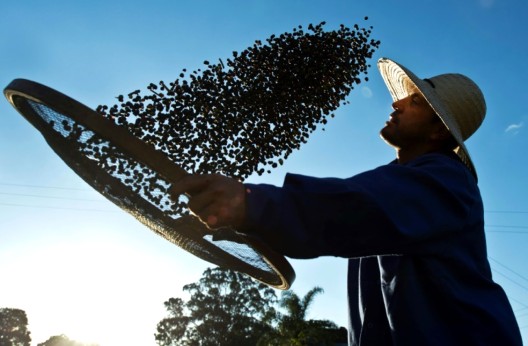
[187,187,216,216]
[191,203,232,228]
[169,174,211,198]
[168,173,246,229]
[192,204,222,228]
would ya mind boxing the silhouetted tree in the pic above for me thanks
[155,267,278,346]
[0,308,31,346]
[258,287,347,345]
[37,334,98,346]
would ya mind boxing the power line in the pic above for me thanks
[486,210,528,214]
[505,295,528,310]
[1,183,527,213]
[2,184,528,229]
[2,186,528,331]
[0,202,117,213]
[487,230,528,234]
[487,225,528,229]
[517,311,528,318]
[514,306,528,314]
[490,257,528,285]
[0,192,104,202]
[491,268,528,303]
[492,266,528,291]
[0,182,90,191]
[490,257,528,313]
[486,225,528,234]
[0,182,167,196]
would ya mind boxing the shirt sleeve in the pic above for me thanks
[241,153,482,259]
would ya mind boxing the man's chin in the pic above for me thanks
[379,128,397,148]
[379,126,390,141]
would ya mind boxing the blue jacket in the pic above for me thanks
[243,152,522,345]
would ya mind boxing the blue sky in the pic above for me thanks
[1,0,527,345]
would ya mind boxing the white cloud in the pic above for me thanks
[505,122,523,134]
[478,0,494,8]
[361,86,373,98]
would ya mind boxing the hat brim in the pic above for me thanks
[377,57,477,178]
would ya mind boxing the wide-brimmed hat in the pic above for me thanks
[377,57,486,179]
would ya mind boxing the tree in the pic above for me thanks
[36,334,98,346]
[258,287,347,345]
[155,267,278,346]
[0,308,31,346]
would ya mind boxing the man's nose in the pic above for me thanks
[392,99,403,111]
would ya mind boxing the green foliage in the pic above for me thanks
[36,334,98,346]
[258,287,347,346]
[0,308,31,346]
[155,298,189,345]
[156,269,347,346]
[155,267,278,346]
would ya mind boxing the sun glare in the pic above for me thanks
[0,228,203,346]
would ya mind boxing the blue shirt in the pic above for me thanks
[242,152,522,345]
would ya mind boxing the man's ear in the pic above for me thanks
[430,122,458,150]
[430,122,452,141]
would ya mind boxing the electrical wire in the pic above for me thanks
[0,202,117,213]
[2,182,528,316]
[0,191,103,202]
[490,257,528,284]
[0,182,89,191]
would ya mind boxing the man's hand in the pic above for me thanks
[169,174,247,229]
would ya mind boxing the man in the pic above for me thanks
[170,58,523,345]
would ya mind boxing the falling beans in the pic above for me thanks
[96,21,380,182]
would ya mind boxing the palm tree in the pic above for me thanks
[258,287,347,346]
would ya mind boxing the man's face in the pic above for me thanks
[380,92,441,150]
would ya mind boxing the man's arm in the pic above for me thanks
[241,154,481,258]
[170,153,480,259]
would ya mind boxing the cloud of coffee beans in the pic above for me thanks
[96,20,380,180]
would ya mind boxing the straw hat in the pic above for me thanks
[377,57,486,179]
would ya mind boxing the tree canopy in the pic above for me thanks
[36,334,98,346]
[259,287,347,345]
[155,267,346,346]
[155,267,278,346]
[0,308,31,346]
